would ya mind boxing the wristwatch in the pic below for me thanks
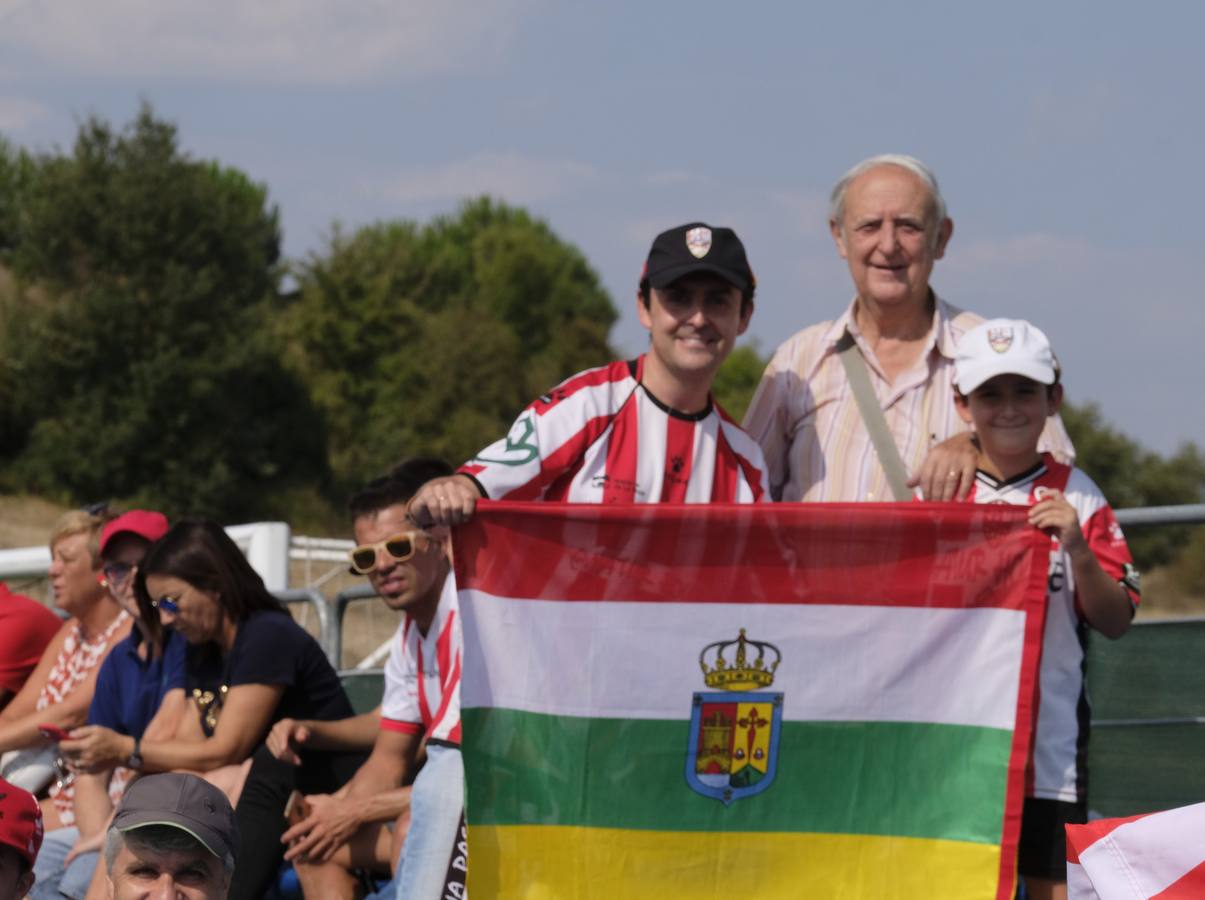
[126,736,143,771]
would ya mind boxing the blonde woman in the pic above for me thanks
[0,509,131,807]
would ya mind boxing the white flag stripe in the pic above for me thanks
[1066,861,1100,900]
[460,591,1024,730]
[1071,802,1205,899]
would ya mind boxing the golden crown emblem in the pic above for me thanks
[699,628,781,692]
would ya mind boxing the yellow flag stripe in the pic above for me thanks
[468,824,1005,900]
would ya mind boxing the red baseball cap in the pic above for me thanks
[100,511,169,556]
[0,777,44,868]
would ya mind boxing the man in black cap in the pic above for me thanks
[410,221,768,525]
[103,773,237,900]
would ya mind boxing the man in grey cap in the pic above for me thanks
[103,773,237,900]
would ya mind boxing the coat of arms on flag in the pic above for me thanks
[454,502,1049,899]
[687,628,783,805]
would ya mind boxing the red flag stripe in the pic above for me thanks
[454,502,1048,610]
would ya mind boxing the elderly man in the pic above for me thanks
[743,154,1072,502]
[103,773,237,900]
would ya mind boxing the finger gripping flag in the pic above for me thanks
[454,502,1049,899]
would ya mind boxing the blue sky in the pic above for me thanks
[2,0,1201,455]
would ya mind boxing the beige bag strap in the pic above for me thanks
[835,331,912,501]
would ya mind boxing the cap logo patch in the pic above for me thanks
[685,227,712,259]
[987,326,1014,353]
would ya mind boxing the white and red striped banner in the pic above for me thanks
[1067,802,1205,899]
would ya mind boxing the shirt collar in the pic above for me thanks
[820,291,956,363]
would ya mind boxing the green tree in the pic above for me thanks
[1061,402,1205,570]
[713,343,768,422]
[0,105,326,520]
[282,198,617,489]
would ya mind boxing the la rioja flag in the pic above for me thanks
[453,502,1048,899]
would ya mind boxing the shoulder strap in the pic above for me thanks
[835,331,912,501]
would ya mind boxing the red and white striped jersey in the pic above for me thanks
[380,575,462,746]
[967,452,1140,802]
[460,357,768,504]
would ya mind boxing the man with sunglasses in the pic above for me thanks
[408,222,768,528]
[272,459,461,900]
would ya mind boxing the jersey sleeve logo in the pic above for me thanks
[1121,562,1141,595]
[473,411,539,467]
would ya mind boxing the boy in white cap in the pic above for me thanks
[952,318,1140,900]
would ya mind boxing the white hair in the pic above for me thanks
[828,154,948,232]
[104,825,235,879]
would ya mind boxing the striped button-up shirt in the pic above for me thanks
[742,296,1075,502]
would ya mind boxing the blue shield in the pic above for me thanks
[685,691,783,805]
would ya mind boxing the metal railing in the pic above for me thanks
[1114,504,1205,527]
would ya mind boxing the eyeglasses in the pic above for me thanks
[102,561,136,585]
[348,531,427,575]
[151,596,180,614]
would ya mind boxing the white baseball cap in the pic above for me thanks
[954,318,1057,394]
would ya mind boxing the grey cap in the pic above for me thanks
[113,773,238,862]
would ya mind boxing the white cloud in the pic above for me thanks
[380,153,600,205]
[0,0,537,85]
[0,95,49,132]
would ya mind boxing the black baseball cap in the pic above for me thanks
[113,773,238,862]
[641,222,755,293]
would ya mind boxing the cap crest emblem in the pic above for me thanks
[987,326,1014,354]
[686,227,712,259]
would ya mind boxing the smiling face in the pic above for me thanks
[956,374,1062,479]
[831,164,952,314]
[143,573,225,646]
[352,504,448,628]
[48,531,106,618]
[637,273,752,395]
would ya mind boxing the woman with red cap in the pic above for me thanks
[32,510,186,899]
[0,509,130,796]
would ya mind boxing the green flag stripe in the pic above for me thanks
[463,707,1010,844]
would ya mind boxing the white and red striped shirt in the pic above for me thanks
[460,356,768,504]
[380,575,461,746]
[967,453,1139,802]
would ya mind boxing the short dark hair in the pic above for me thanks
[347,458,454,520]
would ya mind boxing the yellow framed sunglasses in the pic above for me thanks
[348,531,429,575]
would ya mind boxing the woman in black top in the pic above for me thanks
[63,520,362,899]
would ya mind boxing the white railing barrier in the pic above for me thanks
[0,521,292,592]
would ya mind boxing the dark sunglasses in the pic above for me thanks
[349,532,427,575]
[151,596,180,614]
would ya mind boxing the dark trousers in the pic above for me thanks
[229,743,368,900]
